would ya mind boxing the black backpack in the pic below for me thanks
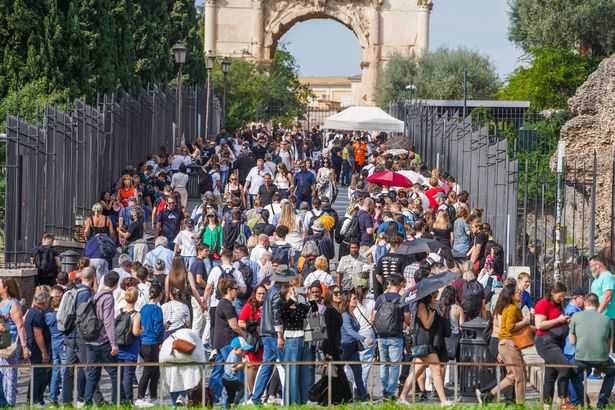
[461,280,483,317]
[270,243,292,265]
[342,215,361,243]
[115,309,136,346]
[34,246,55,274]
[198,169,214,194]
[373,293,402,337]
[76,292,103,341]
[215,267,236,299]
[236,261,253,297]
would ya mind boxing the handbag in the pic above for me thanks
[304,314,327,343]
[511,325,534,350]
[0,341,17,359]
[548,324,569,344]
[171,335,195,355]
[0,317,12,349]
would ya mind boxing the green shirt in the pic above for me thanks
[197,224,223,254]
[590,271,615,319]
[570,309,613,362]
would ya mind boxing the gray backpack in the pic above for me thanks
[76,292,104,341]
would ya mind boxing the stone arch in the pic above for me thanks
[262,9,370,62]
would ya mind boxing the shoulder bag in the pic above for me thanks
[511,325,534,350]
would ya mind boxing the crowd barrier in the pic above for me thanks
[1,359,604,408]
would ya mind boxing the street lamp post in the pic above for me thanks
[221,57,231,128]
[173,44,187,150]
[204,50,216,141]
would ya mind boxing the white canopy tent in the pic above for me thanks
[324,106,404,133]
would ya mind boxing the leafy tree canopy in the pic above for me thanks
[508,0,615,58]
[498,47,603,111]
[375,46,500,108]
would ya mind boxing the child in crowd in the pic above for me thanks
[174,218,197,268]
[44,286,65,405]
[222,337,252,406]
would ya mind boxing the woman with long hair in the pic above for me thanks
[0,278,30,406]
[277,201,304,253]
[117,175,137,207]
[196,211,223,271]
[440,286,463,384]
[423,208,436,232]
[238,285,267,393]
[171,163,190,209]
[117,287,143,403]
[164,256,206,319]
[476,283,529,405]
[432,211,453,248]
[535,282,583,408]
[224,173,245,207]
[340,293,372,402]
[399,291,449,405]
[316,158,336,201]
[275,163,293,199]
[353,286,376,389]
[452,207,471,254]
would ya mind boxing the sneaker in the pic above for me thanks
[175,396,184,406]
[476,389,484,405]
[417,391,428,402]
[397,399,410,405]
[265,395,277,404]
[75,401,85,409]
[134,399,155,408]
[561,399,577,409]
[441,400,455,407]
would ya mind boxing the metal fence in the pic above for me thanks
[391,101,520,272]
[2,359,603,408]
[2,85,221,267]
[255,104,342,129]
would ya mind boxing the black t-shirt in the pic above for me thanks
[127,220,144,244]
[25,306,51,357]
[213,298,238,350]
[234,155,256,184]
[375,252,408,282]
[251,145,267,161]
[189,258,206,295]
[474,231,488,266]
[258,184,278,206]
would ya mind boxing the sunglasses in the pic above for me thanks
[167,202,176,205]
[333,291,343,296]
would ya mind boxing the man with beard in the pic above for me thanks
[337,240,369,292]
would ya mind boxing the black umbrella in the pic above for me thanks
[397,238,442,255]
[401,271,459,306]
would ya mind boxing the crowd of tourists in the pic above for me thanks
[13,123,615,408]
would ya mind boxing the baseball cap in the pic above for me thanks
[435,192,446,199]
[571,287,587,297]
[184,218,195,228]
[312,219,324,232]
[230,336,253,351]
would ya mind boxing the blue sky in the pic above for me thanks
[280,0,525,80]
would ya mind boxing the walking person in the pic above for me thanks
[134,284,164,407]
[534,282,583,408]
[116,287,142,403]
[353,286,376,389]
[25,289,52,406]
[476,284,529,405]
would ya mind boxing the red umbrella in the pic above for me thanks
[365,171,413,188]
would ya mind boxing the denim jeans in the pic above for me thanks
[63,337,99,404]
[378,337,404,397]
[119,359,136,402]
[341,342,367,399]
[209,343,232,402]
[183,256,197,270]
[574,358,615,408]
[84,342,119,405]
[282,337,313,405]
[359,328,376,389]
[251,336,282,404]
[50,346,66,403]
[342,161,353,185]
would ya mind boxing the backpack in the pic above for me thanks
[246,212,263,232]
[461,280,483,317]
[374,242,389,264]
[236,261,253,297]
[301,257,317,277]
[306,210,321,232]
[236,224,248,246]
[57,287,89,333]
[373,293,402,338]
[215,267,236,299]
[198,168,214,194]
[76,292,104,341]
[270,243,292,265]
[115,309,136,346]
[34,246,55,274]
[341,214,361,243]
[96,234,116,259]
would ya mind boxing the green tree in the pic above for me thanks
[211,47,311,131]
[374,53,417,108]
[111,0,138,93]
[508,0,615,57]
[375,46,499,108]
[169,0,205,84]
[498,47,602,110]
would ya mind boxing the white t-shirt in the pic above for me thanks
[250,244,268,263]
[303,209,323,230]
[162,300,190,331]
[353,299,375,333]
[304,269,335,288]
[210,171,221,196]
[206,264,246,308]
[246,167,266,195]
[171,155,192,170]
[264,202,281,217]
[173,230,197,257]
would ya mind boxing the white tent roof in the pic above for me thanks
[324,106,404,133]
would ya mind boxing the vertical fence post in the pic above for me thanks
[453,362,458,403]
[284,363,290,406]
[73,364,78,407]
[495,363,501,402]
[411,363,416,404]
[116,364,121,407]
[583,368,588,410]
[327,363,332,406]
[588,151,597,257]
[202,363,207,406]
[522,159,529,265]
[159,364,164,407]
[30,364,34,407]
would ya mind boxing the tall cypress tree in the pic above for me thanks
[111,0,137,93]
[169,0,205,84]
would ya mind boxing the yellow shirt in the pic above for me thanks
[342,147,349,161]
[499,303,522,340]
